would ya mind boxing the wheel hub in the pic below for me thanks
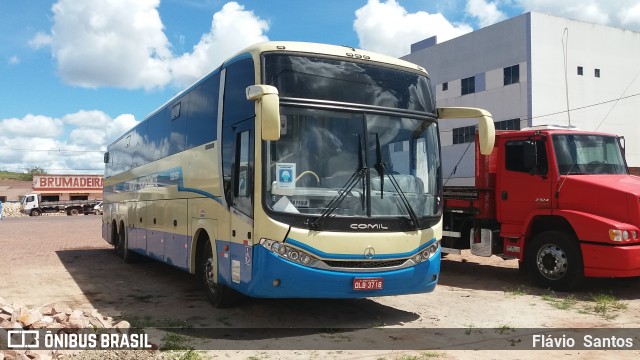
[536,245,568,280]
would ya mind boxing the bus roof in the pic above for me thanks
[230,41,428,76]
[110,41,429,146]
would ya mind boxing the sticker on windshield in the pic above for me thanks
[276,163,296,189]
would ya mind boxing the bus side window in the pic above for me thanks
[233,129,254,217]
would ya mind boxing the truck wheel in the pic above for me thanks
[68,208,79,216]
[31,209,42,216]
[527,231,583,291]
[200,240,237,308]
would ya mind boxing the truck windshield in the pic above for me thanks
[264,107,441,227]
[552,134,627,175]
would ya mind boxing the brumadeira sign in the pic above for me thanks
[33,175,104,191]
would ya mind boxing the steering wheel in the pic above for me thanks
[296,170,320,184]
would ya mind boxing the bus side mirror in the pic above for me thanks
[247,85,281,141]
[104,152,110,164]
[437,107,496,155]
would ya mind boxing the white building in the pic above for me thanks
[403,11,640,185]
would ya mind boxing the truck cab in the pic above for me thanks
[20,193,41,216]
[443,126,640,289]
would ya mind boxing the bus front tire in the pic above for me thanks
[201,240,237,308]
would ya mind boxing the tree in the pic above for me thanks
[24,167,47,181]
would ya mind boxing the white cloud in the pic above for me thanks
[354,0,473,57]
[517,0,640,31]
[466,0,507,27]
[32,1,269,90]
[29,32,53,49]
[170,2,269,87]
[0,115,63,138]
[620,3,640,26]
[0,111,139,174]
[8,56,20,65]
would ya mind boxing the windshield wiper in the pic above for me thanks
[309,136,366,231]
[373,133,420,230]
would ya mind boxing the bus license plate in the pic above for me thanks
[353,277,383,291]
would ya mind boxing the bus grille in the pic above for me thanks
[323,259,407,269]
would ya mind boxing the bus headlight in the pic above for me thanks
[412,241,440,263]
[260,239,318,266]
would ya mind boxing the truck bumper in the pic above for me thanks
[581,242,640,277]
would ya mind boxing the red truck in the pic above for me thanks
[442,125,640,290]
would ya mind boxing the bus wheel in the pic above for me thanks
[201,240,236,308]
[117,224,138,263]
[527,231,583,291]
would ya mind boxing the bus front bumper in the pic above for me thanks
[230,245,440,299]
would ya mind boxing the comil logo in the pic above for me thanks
[350,223,389,230]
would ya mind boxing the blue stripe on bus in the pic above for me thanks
[107,167,223,204]
[284,237,437,260]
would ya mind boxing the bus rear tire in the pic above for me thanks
[117,223,138,263]
[201,240,237,308]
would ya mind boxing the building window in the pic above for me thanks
[577,66,583,75]
[595,68,601,78]
[442,82,448,91]
[452,125,477,144]
[495,119,521,131]
[461,76,475,95]
[453,119,520,145]
[503,64,520,85]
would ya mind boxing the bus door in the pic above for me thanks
[227,119,255,288]
[219,57,256,289]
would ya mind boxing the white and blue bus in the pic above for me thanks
[102,42,494,307]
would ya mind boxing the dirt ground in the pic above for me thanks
[1,216,640,359]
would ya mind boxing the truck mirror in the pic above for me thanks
[523,141,537,174]
[437,107,495,155]
[246,85,280,141]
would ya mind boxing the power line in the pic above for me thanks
[523,91,640,122]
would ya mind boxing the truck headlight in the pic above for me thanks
[609,229,639,242]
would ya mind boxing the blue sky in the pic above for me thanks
[1,0,640,174]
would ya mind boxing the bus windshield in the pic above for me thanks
[264,107,441,228]
[552,134,627,175]
[263,53,435,114]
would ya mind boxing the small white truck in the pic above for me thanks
[20,193,101,216]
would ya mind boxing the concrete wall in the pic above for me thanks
[529,12,640,167]
[403,13,530,185]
